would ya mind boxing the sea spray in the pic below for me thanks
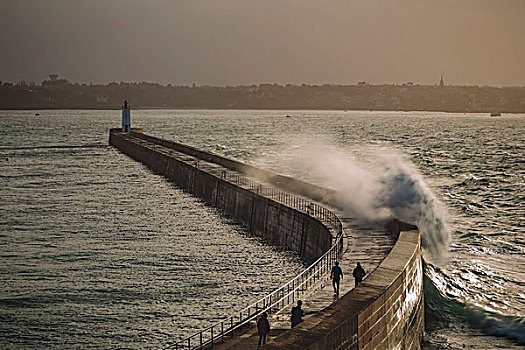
[262,134,524,346]
[372,150,449,262]
[271,140,450,262]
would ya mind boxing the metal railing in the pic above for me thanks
[166,231,342,350]
[124,136,344,350]
[166,173,343,350]
[220,171,340,231]
[131,137,338,231]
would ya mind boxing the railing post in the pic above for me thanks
[231,317,234,337]
[307,271,309,288]
[200,333,202,349]
[292,280,295,303]
[211,327,214,348]
[221,322,224,343]
[306,271,309,288]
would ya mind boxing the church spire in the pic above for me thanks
[439,75,444,87]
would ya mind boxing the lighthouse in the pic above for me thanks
[122,100,131,132]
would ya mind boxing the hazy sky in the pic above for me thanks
[1,0,524,86]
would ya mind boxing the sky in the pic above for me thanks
[1,0,524,86]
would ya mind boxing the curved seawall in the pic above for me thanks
[109,129,332,263]
[266,226,424,350]
[109,129,424,349]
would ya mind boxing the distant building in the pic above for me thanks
[439,76,445,87]
[391,96,401,107]
[42,74,69,87]
[97,94,109,103]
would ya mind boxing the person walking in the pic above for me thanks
[290,300,304,328]
[331,261,343,294]
[257,312,270,348]
[352,262,366,287]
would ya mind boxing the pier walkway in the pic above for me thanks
[113,131,395,349]
[210,214,395,349]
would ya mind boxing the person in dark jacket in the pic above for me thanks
[352,262,366,287]
[330,261,343,294]
[290,300,304,328]
[257,312,270,348]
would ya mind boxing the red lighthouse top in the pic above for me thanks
[123,100,128,109]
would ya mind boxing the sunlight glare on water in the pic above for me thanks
[1,110,524,349]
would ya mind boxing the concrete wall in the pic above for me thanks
[109,130,332,263]
[264,228,424,350]
[129,131,336,204]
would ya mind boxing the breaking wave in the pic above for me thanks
[277,141,450,263]
[425,262,525,345]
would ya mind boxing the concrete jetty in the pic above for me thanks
[109,128,424,350]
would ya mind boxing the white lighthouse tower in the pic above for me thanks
[122,100,131,132]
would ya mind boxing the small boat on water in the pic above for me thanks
[490,112,501,117]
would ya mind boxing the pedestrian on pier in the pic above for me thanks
[352,262,366,287]
[291,300,304,328]
[257,312,270,348]
[331,261,343,294]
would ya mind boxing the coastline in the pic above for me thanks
[1,107,523,114]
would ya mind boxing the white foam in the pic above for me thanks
[272,139,450,263]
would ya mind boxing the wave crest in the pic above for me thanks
[278,142,449,262]
[425,262,525,345]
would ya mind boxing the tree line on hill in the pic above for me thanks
[1,78,524,113]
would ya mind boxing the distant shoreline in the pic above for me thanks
[1,107,522,114]
[2,80,524,113]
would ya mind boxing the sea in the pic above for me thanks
[1,110,523,349]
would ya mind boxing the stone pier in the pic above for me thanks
[109,129,424,349]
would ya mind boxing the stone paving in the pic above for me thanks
[118,133,395,349]
[209,212,395,349]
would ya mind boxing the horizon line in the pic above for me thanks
[4,78,525,89]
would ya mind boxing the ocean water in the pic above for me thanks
[0,111,305,349]
[1,110,524,349]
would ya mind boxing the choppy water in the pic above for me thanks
[1,110,524,349]
[0,111,305,349]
